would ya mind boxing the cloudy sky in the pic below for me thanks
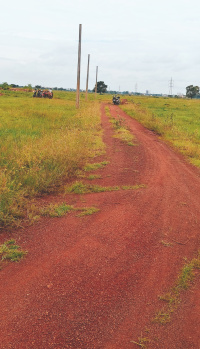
[1,0,200,94]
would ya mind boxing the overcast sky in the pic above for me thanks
[1,0,200,94]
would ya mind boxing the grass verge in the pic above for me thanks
[121,96,200,167]
[0,92,105,228]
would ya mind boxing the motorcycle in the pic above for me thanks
[33,89,53,99]
[112,95,120,105]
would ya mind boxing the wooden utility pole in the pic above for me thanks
[95,66,98,98]
[76,24,82,108]
[85,54,90,101]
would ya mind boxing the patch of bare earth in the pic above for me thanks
[0,103,200,349]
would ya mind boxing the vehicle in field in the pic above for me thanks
[33,89,53,99]
[112,95,120,105]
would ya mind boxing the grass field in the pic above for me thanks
[121,96,200,167]
[1,90,200,228]
[0,90,106,228]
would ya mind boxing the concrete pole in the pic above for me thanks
[95,66,98,98]
[76,24,82,108]
[85,54,90,101]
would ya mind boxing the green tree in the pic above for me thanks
[186,85,199,99]
[93,81,107,94]
[1,82,9,90]
[24,84,33,91]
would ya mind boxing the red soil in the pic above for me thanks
[0,104,200,348]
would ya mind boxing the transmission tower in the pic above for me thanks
[135,83,138,94]
[169,77,174,96]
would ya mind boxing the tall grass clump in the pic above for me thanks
[121,96,200,167]
[105,106,135,146]
[0,91,104,227]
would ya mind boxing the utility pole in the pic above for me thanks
[169,77,174,96]
[76,24,82,108]
[95,66,98,97]
[85,54,90,101]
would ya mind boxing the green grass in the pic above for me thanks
[65,181,145,194]
[76,207,100,217]
[153,251,200,324]
[40,202,99,218]
[0,91,105,227]
[65,181,120,194]
[83,161,109,172]
[121,96,200,167]
[122,184,146,190]
[0,239,27,264]
[87,174,102,180]
[41,203,74,217]
[106,106,135,146]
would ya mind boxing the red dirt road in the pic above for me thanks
[0,104,200,348]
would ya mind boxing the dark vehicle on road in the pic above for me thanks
[112,95,120,105]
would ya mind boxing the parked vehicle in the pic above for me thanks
[33,89,53,99]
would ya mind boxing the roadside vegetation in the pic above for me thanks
[2,91,200,229]
[0,90,105,228]
[131,251,200,348]
[154,251,200,325]
[40,202,99,218]
[121,96,200,167]
[0,239,27,267]
[105,106,135,146]
[65,181,145,194]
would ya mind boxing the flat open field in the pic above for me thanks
[0,92,200,348]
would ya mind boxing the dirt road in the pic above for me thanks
[0,104,200,348]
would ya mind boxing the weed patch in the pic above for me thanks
[83,161,109,172]
[41,203,74,217]
[122,184,146,190]
[87,174,102,180]
[76,207,99,217]
[65,181,146,194]
[0,239,27,265]
[153,251,200,324]
[106,106,135,146]
[65,181,120,194]
[130,334,150,348]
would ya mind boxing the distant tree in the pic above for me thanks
[1,82,9,90]
[10,84,19,88]
[186,85,199,99]
[35,85,42,89]
[93,81,107,94]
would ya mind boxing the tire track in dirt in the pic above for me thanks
[0,103,200,349]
